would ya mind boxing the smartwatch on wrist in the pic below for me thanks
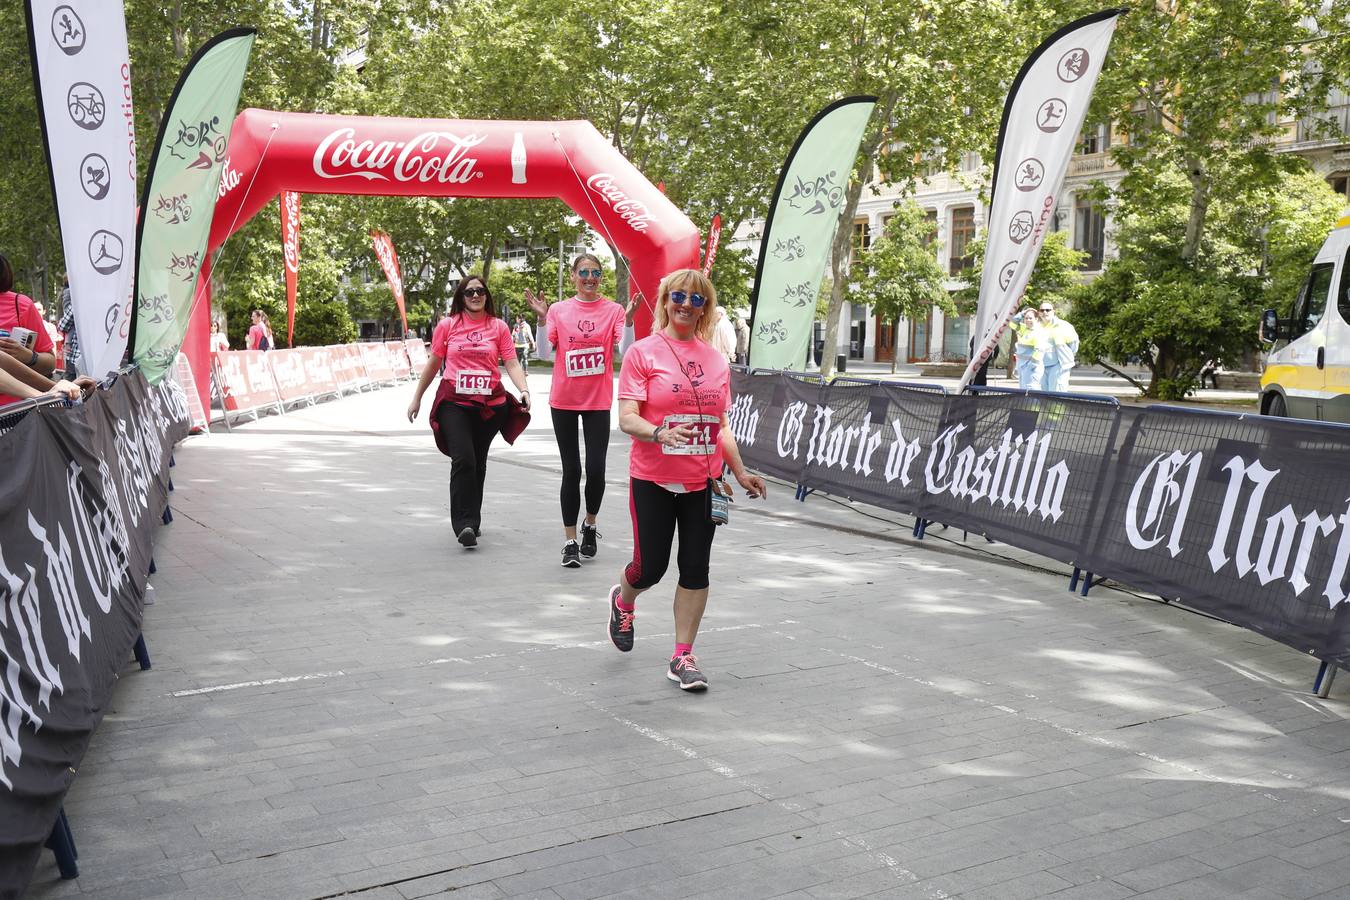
[28,350,38,367]
[651,424,665,443]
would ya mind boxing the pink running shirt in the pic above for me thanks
[0,292,54,406]
[432,314,516,404]
[545,296,625,410]
[618,333,730,489]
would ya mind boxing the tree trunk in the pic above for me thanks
[818,92,898,380]
[170,2,187,58]
[480,234,498,281]
[311,0,326,51]
[1182,155,1209,264]
[612,248,630,305]
[1145,342,1174,398]
[819,176,865,379]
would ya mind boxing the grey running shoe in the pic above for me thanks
[607,584,634,652]
[667,653,708,690]
[580,523,600,558]
[561,540,581,568]
[457,526,477,548]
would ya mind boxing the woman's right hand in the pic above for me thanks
[524,289,549,318]
[406,398,420,423]
[49,380,81,401]
[657,423,696,447]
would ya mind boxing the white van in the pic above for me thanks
[1260,212,1350,422]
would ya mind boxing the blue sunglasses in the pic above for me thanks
[669,290,706,308]
[575,268,602,279]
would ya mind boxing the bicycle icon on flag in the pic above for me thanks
[66,83,106,130]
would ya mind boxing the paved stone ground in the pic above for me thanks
[25,376,1350,900]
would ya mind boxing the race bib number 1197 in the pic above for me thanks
[455,370,493,395]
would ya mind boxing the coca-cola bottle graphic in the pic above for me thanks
[511,131,527,184]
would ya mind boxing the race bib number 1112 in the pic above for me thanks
[565,347,606,378]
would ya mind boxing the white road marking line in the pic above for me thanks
[171,623,795,697]
[171,671,347,697]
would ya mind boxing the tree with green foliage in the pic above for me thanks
[709,247,755,319]
[1096,0,1350,268]
[847,202,952,373]
[1069,0,1350,397]
[799,0,1095,378]
[1076,164,1342,399]
[1251,170,1347,317]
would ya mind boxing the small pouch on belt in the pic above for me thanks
[706,477,731,526]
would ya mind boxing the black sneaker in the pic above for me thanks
[457,526,477,548]
[579,523,600,558]
[561,540,581,568]
[607,584,634,652]
[667,653,708,691]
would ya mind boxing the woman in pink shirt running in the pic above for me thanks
[408,276,531,548]
[525,254,628,568]
[606,269,766,691]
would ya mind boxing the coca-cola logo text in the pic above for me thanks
[218,158,241,198]
[585,174,657,232]
[372,234,403,297]
[314,128,486,184]
[283,193,300,274]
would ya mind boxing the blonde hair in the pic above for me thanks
[652,269,717,342]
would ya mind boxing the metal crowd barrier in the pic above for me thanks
[0,392,79,434]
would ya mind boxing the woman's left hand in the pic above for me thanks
[734,472,767,499]
[519,390,531,412]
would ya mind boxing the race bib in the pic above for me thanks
[661,414,720,456]
[564,347,606,378]
[455,369,493,395]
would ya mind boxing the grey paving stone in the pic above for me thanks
[24,383,1350,900]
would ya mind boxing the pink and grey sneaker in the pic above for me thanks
[667,653,708,691]
[607,584,634,652]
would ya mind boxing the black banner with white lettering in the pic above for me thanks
[730,371,1350,666]
[1081,405,1350,662]
[0,371,188,896]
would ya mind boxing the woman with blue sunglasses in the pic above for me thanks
[525,254,628,568]
[606,269,766,691]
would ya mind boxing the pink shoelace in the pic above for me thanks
[672,653,700,671]
[616,609,634,632]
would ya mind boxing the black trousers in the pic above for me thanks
[624,477,717,591]
[551,407,611,527]
[436,401,507,533]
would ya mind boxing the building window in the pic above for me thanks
[1075,199,1105,271]
[1331,176,1350,199]
[943,314,970,362]
[919,149,945,179]
[850,220,870,266]
[949,206,975,274]
[923,209,938,249]
[1076,123,1111,155]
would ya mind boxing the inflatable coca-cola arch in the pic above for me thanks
[187,108,700,411]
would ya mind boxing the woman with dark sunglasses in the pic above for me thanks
[605,269,766,691]
[524,254,628,568]
[408,276,531,548]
